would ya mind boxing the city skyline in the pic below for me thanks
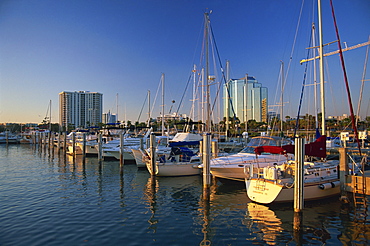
[1,0,369,124]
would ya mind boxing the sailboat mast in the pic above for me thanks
[244,73,248,132]
[161,73,165,136]
[49,100,52,132]
[191,64,196,121]
[318,0,326,135]
[312,23,319,132]
[116,93,119,124]
[205,12,211,133]
[280,61,284,135]
[225,60,230,137]
[147,90,151,127]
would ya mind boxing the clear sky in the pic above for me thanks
[1,0,369,124]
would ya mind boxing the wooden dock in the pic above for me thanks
[344,171,370,195]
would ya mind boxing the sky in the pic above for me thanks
[1,0,369,124]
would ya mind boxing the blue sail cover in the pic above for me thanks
[168,141,200,147]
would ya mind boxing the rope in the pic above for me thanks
[329,0,362,156]
[294,33,313,137]
[136,93,148,123]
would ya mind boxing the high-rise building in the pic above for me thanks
[102,111,117,124]
[59,91,103,129]
[224,75,268,123]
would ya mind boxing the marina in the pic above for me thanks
[1,1,370,245]
[1,141,370,245]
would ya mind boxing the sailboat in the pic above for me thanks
[245,135,342,204]
[203,135,294,181]
[245,0,359,204]
[145,73,202,176]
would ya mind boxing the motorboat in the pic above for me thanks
[203,136,294,181]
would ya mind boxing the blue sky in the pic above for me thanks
[1,0,369,124]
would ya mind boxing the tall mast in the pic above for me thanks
[318,0,326,135]
[191,64,196,121]
[49,100,52,132]
[116,93,119,123]
[161,73,165,136]
[225,60,230,138]
[244,73,248,132]
[280,61,284,136]
[312,23,319,133]
[147,90,151,127]
[201,68,205,132]
[205,12,211,133]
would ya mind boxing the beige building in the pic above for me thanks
[59,91,103,129]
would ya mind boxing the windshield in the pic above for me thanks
[240,136,292,154]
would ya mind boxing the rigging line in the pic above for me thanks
[150,76,162,117]
[294,31,313,137]
[136,93,148,123]
[209,23,237,119]
[356,35,370,126]
[329,0,362,156]
[175,73,193,118]
[284,0,305,91]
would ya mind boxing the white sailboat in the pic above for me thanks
[245,158,340,204]
[201,136,294,181]
[244,0,359,204]
[145,73,202,176]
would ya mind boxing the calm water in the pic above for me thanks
[1,144,369,245]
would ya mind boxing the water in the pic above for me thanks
[1,144,369,245]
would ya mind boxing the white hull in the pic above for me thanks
[107,149,135,161]
[146,161,201,177]
[209,153,293,181]
[210,166,247,181]
[131,148,147,168]
[245,178,340,204]
[244,160,341,204]
[205,136,294,181]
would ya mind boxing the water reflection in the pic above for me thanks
[244,200,347,245]
[3,144,370,245]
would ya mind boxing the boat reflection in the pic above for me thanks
[143,175,202,233]
[244,200,343,245]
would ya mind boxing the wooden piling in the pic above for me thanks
[203,133,211,189]
[57,132,61,155]
[294,137,305,212]
[51,132,55,157]
[211,140,218,159]
[72,132,76,158]
[98,133,103,162]
[120,132,124,167]
[149,133,156,176]
[48,132,52,154]
[63,132,67,156]
[339,147,349,201]
[82,133,86,162]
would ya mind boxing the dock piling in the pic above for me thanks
[149,133,156,176]
[203,133,211,189]
[120,132,124,173]
[82,133,86,162]
[98,133,103,162]
[294,137,305,212]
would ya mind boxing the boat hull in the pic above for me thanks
[146,161,201,177]
[210,166,246,181]
[245,178,340,204]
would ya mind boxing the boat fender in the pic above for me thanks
[318,181,340,190]
[244,164,252,178]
